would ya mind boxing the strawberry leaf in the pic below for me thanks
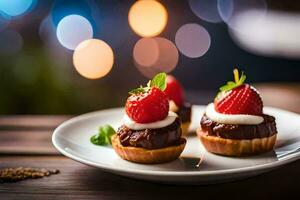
[150,72,167,91]
[219,69,246,92]
[220,83,236,92]
[238,72,246,85]
[128,72,167,95]
[128,87,146,95]
[227,81,236,86]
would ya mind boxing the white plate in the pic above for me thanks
[52,105,300,184]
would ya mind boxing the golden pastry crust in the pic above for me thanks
[181,121,191,136]
[111,134,186,164]
[197,128,277,156]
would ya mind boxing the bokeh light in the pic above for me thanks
[133,38,159,67]
[189,0,222,23]
[73,39,114,79]
[228,10,300,59]
[217,0,234,22]
[175,23,211,58]
[218,0,267,28]
[0,0,36,17]
[0,30,23,55]
[134,37,178,78]
[154,37,179,72]
[56,15,93,50]
[128,0,168,37]
[136,63,160,78]
[228,10,270,57]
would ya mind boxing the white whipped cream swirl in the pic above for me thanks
[205,103,264,125]
[123,111,178,130]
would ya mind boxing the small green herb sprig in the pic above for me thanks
[219,68,246,92]
[90,125,116,146]
[129,72,167,95]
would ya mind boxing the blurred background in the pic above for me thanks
[0,0,300,115]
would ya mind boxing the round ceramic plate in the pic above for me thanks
[52,105,300,184]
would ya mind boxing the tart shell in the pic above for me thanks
[111,134,186,164]
[197,128,277,156]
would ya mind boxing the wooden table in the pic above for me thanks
[0,115,300,199]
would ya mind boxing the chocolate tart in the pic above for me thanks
[112,135,186,164]
[198,114,277,156]
[112,118,186,164]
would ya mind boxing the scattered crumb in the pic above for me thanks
[0,167,59,183]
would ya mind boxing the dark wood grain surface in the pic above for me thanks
[1,85,300,200]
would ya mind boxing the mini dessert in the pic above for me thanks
[164,75,192,135]
[112,73,186,164]
[197,69,277,156]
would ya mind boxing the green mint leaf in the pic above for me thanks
[100,125,116,144]
[90,133,106,146]
[90,124,116,146]
[128,87,146,95]
[150,72,167,91]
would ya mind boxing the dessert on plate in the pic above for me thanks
[111,73,186,164]
[164,75,192,135]
[198,69,277,156]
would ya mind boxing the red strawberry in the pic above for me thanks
[214,84,263,115]
[126,87,169,123]
[164,75,184,106]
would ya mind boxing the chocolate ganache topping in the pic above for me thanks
[200,114,277,140]
[117,118,182,149]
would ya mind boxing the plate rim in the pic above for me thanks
[52,105,300,177]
